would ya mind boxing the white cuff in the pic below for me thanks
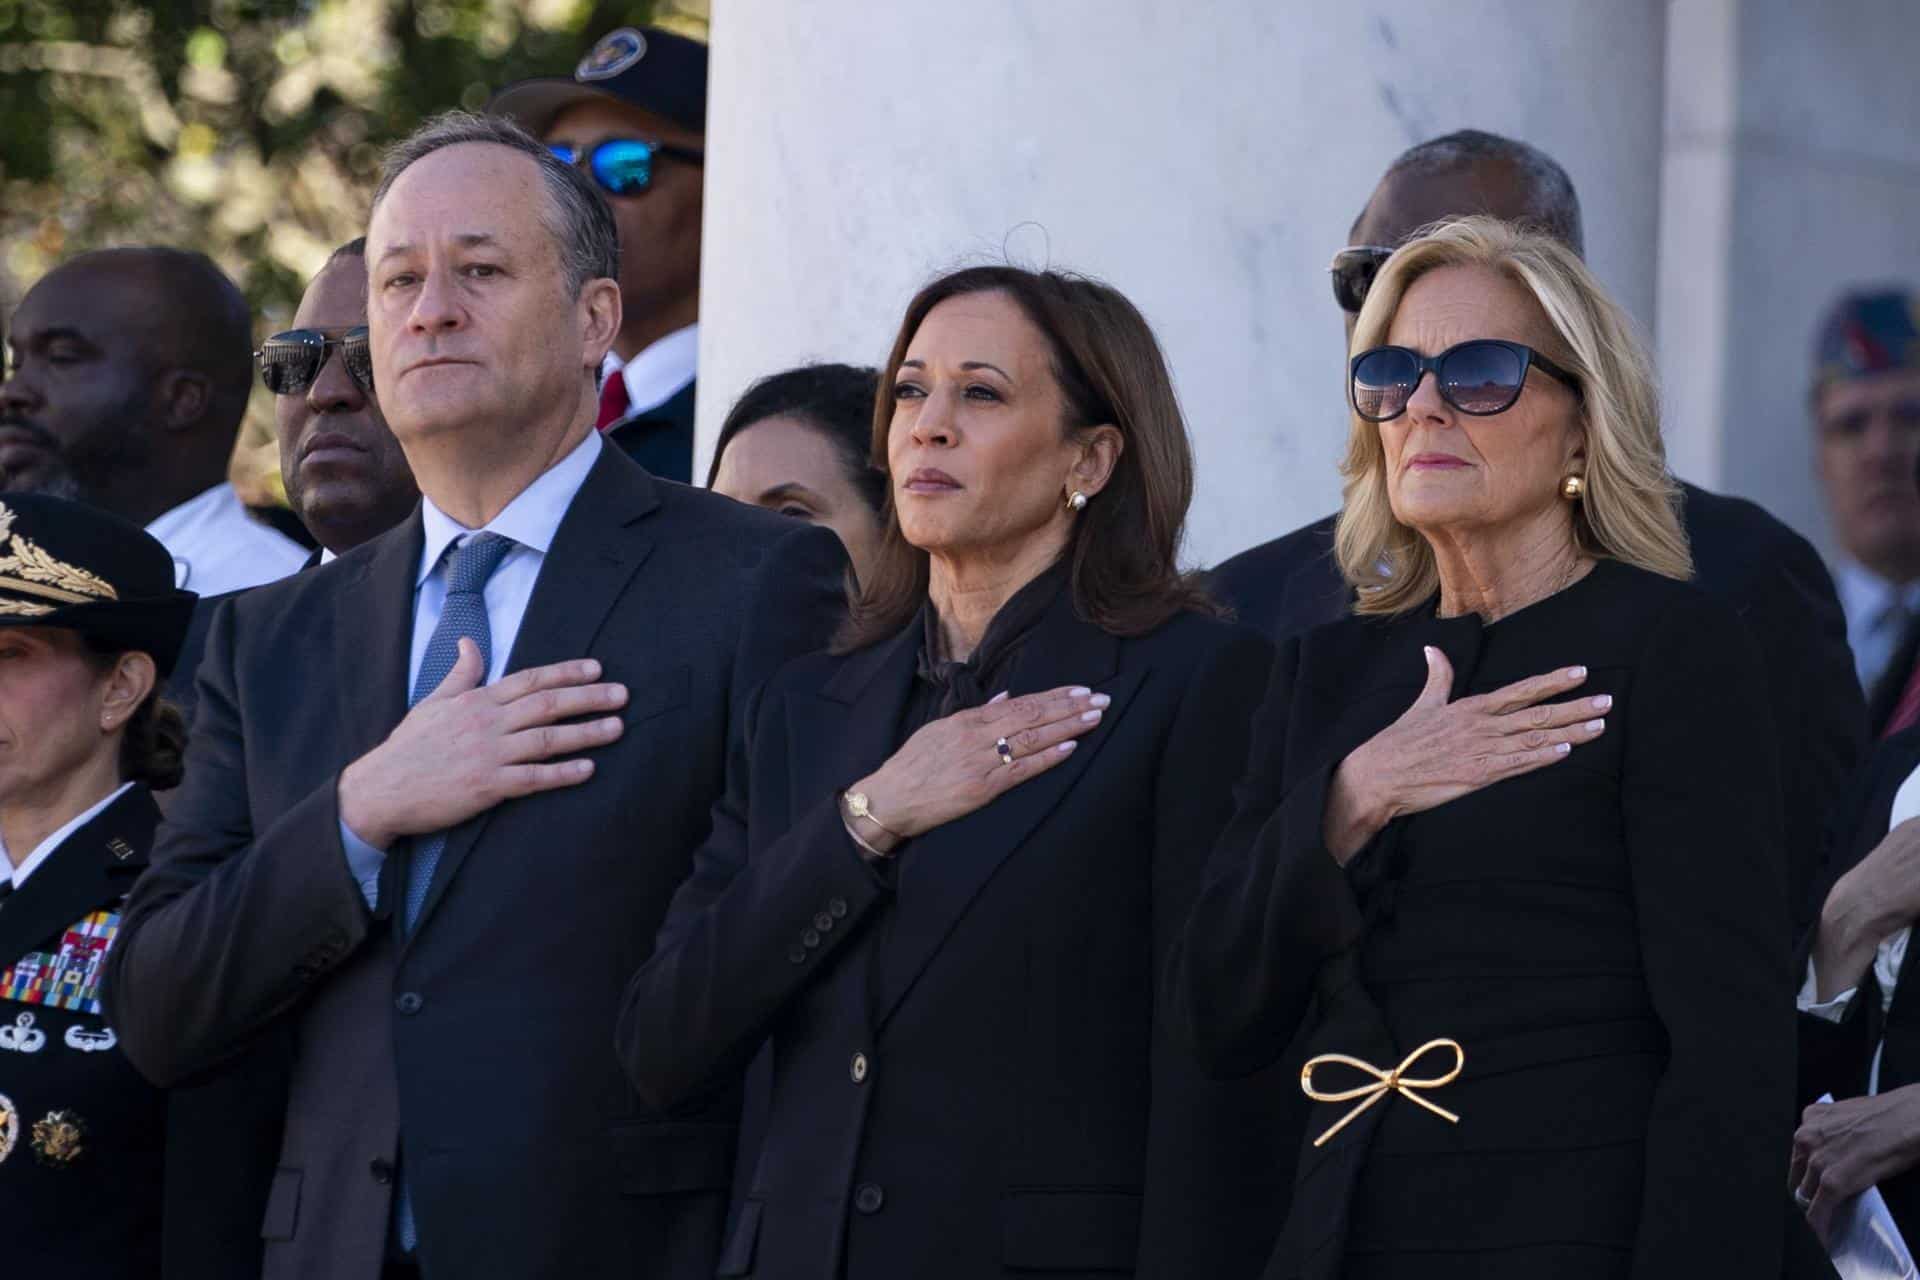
[1798,955,1858,1024]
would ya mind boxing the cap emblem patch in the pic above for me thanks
[578,27,647,82]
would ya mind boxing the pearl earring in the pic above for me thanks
[1066,490,1088,513]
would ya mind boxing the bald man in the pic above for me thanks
[1,247,307,595]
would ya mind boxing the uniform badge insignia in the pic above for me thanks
[63,1024,116,1053]
[0,909,121,1015]
[0,1093,16,1164]
[577,26,647,80]
[0,1011,46,1053]
[30,1109,85,1168]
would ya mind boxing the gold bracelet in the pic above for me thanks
[843,790,903,840]
[843,819,893,863]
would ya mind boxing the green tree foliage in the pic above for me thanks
[0,0,682,323]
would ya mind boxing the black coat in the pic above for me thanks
[1,785,164,1279]
[105,444,847,1280]
[1167,559,1796,1279]
[606,379,697,483]
[1207,482,1866,937]
[617,594,1289,1279]
[1797,723,1920,1242]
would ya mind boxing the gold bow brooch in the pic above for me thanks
[1300,1038,1465,1147]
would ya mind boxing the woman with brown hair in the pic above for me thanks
[618,265,1281,1279]
[0,494,195,1277]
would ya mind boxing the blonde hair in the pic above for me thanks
[1334,215,1689,615]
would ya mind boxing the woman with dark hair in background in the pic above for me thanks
[708,363,888,587]
[618,265,1284,1279]
[0,494,195,1277]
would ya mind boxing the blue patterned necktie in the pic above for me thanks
[400,531,515,932]
[394,530,514,1254]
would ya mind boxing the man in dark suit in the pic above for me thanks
[1210,129,1864,935]
[106,112,844,1280]
[492,26,707,480]
[158,238,422,1279]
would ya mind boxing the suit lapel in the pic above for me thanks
[873,593,1140,1030]
[0,787,158,965]
[333,509,421,764]
[405,447,660,942]
[791,622,922,808]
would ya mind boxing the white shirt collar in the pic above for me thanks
[415,431,602,588]
[6,781,138,891]
[1835,558,1920,621]
[600,324,698,417]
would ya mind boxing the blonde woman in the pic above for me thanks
[1165,217,1793,1279]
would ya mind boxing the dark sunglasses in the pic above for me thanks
[1350,339,1582,422]
[548,138,705,198]
[1330,245,1395,314]
[255,327,373,397]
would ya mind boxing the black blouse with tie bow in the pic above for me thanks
[1165,558,1797,1280]
[617,570,1290,1279]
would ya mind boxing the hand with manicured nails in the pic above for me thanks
[1322,645,1609,863]
[337,637,627,851]
[849,685,1109,843]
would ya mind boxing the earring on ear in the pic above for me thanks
[1065,490,1088,513]
[1560,474,1586,502]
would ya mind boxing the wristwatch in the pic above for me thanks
[841,790,903,861]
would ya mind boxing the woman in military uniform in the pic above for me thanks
[0,494,195,1277]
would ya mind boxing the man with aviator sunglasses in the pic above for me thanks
[1209,128,1863,949]
[491,26,707,482]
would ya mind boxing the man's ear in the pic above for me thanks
[580,277,623,367]
[155,369,213,433]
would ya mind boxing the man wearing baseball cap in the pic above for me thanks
[492,26,707,482]
[1812,287,1920,730]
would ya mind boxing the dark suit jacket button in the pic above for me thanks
[829,898,849,918]
[850,1052,869,1084]
[370,1158,395,1185]
[802,928,821,948]
[395,992,424,1015]
[813,912,834,932]
[788,945,807,965]
[854,1182,885,1214]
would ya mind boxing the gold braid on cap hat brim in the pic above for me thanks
[0,501,120,617]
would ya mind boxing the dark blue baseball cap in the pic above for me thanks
[489,26,707,137]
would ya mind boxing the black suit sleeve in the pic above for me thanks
[1620,596,1793,1278]
[1135,625,1280,1272]
[105,597,375,1087]
[614,522,876,1110]
[1753,533,1867,935]
[1162,636,1367,1079]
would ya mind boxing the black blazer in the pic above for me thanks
[606,379,697,483]
[1798,724,1920,1242]
[1208,482,1866,937]
[1,785,163,1279]
[617,593,1288,1279]
[1167,560,1796,1279]
[105,444,846,1280]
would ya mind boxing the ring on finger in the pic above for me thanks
[995,736,1015,767]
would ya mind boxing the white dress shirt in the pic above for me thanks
[1835,559,1920,693]
[1800,760,1920,1093]
[599,323,698,418]
[339,431,603,904]
[4,781,137,892]
[146,482,309,596]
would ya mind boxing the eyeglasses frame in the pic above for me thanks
[548,137,707,198]
[254,326,374,397]
[1348,338,1583,423]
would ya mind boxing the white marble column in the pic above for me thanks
[1659,0,1920,553]
[699,0,1668,565]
